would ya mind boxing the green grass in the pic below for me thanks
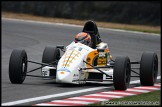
[89,90,161,106]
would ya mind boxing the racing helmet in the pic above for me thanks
[75,32,91,46]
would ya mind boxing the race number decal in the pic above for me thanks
[42,70,49,76]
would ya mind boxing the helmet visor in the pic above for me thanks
[75,39,89,45]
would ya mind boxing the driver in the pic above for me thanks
[75,32,92,47]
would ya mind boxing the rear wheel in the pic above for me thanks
[42,47,60,65]
[113,56,131,90]
[9,49,28,84]
[140,52,158,86]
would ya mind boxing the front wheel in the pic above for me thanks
[9,49,28,84]
[140,52,158,86]
[42,47,60,65]
[113,56,131,90]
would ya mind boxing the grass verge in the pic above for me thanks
[89,90,161,106]
[2,11,160,34]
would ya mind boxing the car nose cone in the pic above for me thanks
[56,68,71,83]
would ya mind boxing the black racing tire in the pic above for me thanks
[113,56,131,90]
[9,49,28,84]
[42,47,60,65]
[140,52,158,86]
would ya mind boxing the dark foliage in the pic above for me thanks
[2,1,161,26]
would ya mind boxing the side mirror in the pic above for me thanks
[56,45,64,49]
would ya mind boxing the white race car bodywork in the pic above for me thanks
[8,20,158,91]
[42,42,113,84]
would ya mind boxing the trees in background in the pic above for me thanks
[2,1,160,26]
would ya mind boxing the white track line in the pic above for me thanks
[130,76,161,84]
[1,87,109,106]
[127,89,150,93]
[154,84,161,86]
[135,87,160,90]
[36,83,161,106]
[85,94,123,98]
[36,84,161,106]
[2,76,161,106]
[51,100,94,104]
[35,103,66,106]
[67,97,107,101]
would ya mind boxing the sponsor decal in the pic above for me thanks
[73,74,79,80]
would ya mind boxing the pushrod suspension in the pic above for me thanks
[27,60,54,66]
[83,60,112,77]
[80,65,113,70]
[26,60,57,73]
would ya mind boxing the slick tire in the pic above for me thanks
[42,47,60,65]
[140,52,158,86]
[9,49,28,84]
[113,56,131,90]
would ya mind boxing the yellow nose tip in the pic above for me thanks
[60,71,65,74]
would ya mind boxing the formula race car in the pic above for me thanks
[9,20,158,90]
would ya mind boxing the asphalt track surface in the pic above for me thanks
[1,18,161,106]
